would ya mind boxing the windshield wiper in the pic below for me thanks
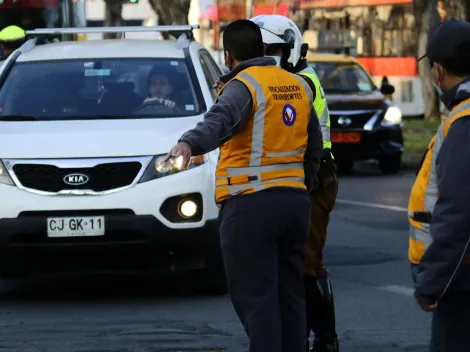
[0,115,40,121]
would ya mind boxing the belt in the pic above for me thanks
[410,211,432,224]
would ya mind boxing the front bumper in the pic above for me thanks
[331,126,404,161]
[0,161,221,277]
[0,213,220,276]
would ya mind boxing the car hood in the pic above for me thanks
[0,116,204,159]
[326,90,387,110]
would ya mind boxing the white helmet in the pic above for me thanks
[250,15,303,69]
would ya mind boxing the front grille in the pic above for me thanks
[330,111,380,129]
[13,162,142,193]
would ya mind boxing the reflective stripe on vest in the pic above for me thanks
[215,66,312,203]
[298,67,331,150]
[408,97,470,264]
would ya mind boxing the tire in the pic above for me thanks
[379,154,401,174]
[337,160,354,174]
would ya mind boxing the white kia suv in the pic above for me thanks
[0,26,227,294]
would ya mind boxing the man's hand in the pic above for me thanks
[164,141,192,168]
[415,296,438,311]
[212,78,224,90]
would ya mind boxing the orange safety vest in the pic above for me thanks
[408,97,470,264]
[215,65,313,203]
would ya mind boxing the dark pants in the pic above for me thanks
[220,189,310,352]
[431,291,470,352]
[305,174,338,276]
[305,164,339,348]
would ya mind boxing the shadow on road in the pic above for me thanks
[0,272,215,302]
[337,161,416,178]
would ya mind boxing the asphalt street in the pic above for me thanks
[0,162,431,352]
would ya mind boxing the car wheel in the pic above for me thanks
[337,160,354,174]
[379,154,402,174]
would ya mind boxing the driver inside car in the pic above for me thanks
[143,67,177,109]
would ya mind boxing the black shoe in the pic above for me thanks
[310,337,339,352]
[305,274,339,351]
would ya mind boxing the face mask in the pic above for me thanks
[431,64,444,97]
[433,82,444,97]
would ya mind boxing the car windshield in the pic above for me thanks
[308,62,376,93]
[0,58,202,120]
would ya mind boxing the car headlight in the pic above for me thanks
[138,154,207,183]
[0,161,14,186]
[381,106,403,126]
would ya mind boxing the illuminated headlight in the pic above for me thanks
[0,161,14,186]
[381,106,403,126]
[139,154,207,183]
[178,200,198,218]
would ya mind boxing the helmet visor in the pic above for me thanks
[259,27,296,49]
[259,28,286,45]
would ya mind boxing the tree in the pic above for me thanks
[442,0,470,20]
[103,0,124,39]
[414,0,441,120]
[414,0,470,120]
[148,0,191,39]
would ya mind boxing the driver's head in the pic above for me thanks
[148,72,172,98]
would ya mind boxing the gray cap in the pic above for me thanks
[418,19,470,65]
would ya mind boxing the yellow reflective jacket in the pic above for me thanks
[408,97,470,264]
[215,65,313,203]
[297,67,332,151]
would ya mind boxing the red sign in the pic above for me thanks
[0,0,59,9]
[299,0,411,8]
[200,1,290,21]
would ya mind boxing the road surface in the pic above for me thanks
[0,162,431,352]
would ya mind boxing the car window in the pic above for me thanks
[0,58,202,120]
[308,61,376,93]
[199,54,217,100]
[202,52,222,78]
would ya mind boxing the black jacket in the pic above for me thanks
[414,77,470,304]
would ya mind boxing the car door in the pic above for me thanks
[199,50,223,103]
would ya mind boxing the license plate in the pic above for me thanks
[331,132,361,143]
[47,216,105,238]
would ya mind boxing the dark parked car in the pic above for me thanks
[307,52,404,174]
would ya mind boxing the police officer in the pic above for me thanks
[408,19,470,352]
[250,15,339,352]
[0,25,26,64]
[165,19,323,352]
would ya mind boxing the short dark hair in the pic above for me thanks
[430,47,470,76]
[223,19,264,62]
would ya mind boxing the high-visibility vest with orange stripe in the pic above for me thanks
[408,97,470,264]
[215,65,313,203]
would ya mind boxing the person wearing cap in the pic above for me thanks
[408,18,470,351]
[0,25,26,64]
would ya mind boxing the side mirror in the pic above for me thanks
[380,83,395,95]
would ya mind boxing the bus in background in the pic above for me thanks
[297,0,423,117]
[0,0,86,36]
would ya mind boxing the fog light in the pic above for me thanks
[178,200,197,218]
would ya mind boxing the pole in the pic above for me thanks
[215,0,222,63]
[246,0,253,19]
